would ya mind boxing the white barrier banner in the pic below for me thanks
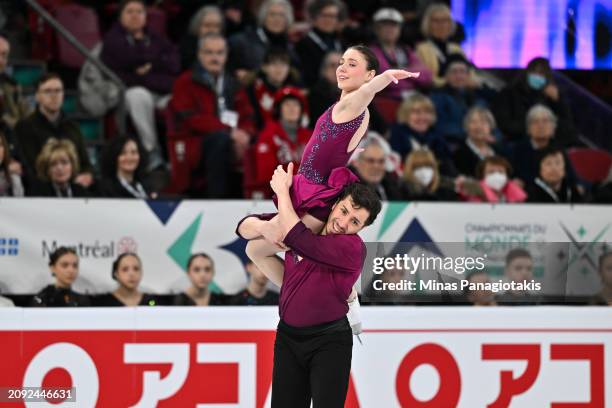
[0,307,610,407]
[0,199,611,294]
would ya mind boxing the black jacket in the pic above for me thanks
[30,285,91,307]
[295,28,343,88]
[27,180,89,198]
[492,80,577,146]
[97,176,150,199]
[91,292,159,306]
[14,109,93,182]
[526,177,583,203]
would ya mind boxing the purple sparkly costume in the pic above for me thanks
[235,103,366,237]
[278,103,366,220]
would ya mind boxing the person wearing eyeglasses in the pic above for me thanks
[14,73,93,188]
[349,134,407,201]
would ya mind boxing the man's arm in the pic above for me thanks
[269,163,364,273]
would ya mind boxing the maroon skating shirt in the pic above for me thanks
[280,221,366,327]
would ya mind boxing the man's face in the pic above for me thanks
[0,37,10,73]
[120,1,146,33]
[446,62,469,89]
[36,78,64,114]
[198,37,227,75]
[355,145,386,184]
[505,256,534,283]
[324,196,370,235]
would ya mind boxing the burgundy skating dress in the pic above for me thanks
[236,103,366,235]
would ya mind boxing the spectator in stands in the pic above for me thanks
[511,104,579,187]
[100,0,180,170]
[98,136,153,198]
[593,168,612,204]
[369,8,432,100]
[464,270,497,306]
[94,253,157,306]
[173,253,226,306]
[527,147,583,203]
[0,131,24,196]
[431,54,491,144]
[349,134,407,201]
[0,33,29,140]
[389,93,455,175]
[180,5,224,70]
[592,252,612,305]
[415,4,471,87]
[497,248,539,305]
[402,149,457,201]
[14,73,93,187]
[28,139,88,198]
[246,48,302,130]
[252,87,310,198]
[31,247,91,307]
[228,0,297,83]
[453,106,502,177]
[169,33,255,198]
[459,156,526,203]
[308,50,342,125]
[493,57,577,145]
[228,260,279,305]
[295,0,346,87]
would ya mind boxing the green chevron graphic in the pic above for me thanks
[376,202,409,240]
[167,213,221,293]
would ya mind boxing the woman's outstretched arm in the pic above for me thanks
[334,69,419,122]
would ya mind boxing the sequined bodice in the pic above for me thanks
[298,103,366,184]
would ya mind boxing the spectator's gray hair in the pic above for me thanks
[198,32,227,51]
[258,0,294,28]
[463,106,497,132]
[189,5,224,36]
[526,104,557,128]
[420,3,457,38]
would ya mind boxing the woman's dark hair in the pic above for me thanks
[475,156,513,180]
[348,45,379,74]
[521,56,554,85]
[307,0,347,21]
[119,0,146,16]
[337,182,382,226]
[0,131,12,186]
[187,253,214,271]
[49,246,77,266]
[101,135,147,180]
[263,47,291,65]
[535,146,565,171]
[111,252,141,280]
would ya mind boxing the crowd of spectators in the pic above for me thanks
[2,246,609,307]
[0,0,609,203]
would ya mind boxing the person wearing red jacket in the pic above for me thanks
[169,33,255,198]
[253,87,311,197]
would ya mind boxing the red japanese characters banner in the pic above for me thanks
[1,307,610,407]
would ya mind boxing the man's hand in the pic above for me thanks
[136,63,152,76]
[270,163,293,196]
[74,172,94,188]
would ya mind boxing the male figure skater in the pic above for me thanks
[238,163,381,407]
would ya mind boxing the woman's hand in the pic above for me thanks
[270,163,294,196]
[383,69,420,84]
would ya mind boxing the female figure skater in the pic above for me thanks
[237,45,419,331]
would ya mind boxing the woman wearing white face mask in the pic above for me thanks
[460,156,526,203]
[402,149,457,201]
